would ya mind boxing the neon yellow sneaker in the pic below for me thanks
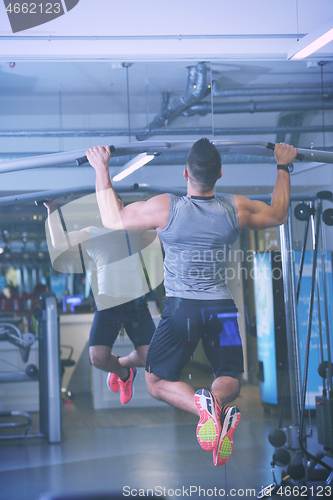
[213,406,241,466]
[194,389,221,451]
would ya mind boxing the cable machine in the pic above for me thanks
[260,192,333,499]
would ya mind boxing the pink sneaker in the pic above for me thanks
[194,389,221,451]
[107,372,120,393]
[213,406,241,466]
[119,367,138,405]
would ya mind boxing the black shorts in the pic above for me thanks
[146,297,244,381]
[89,296,156,349]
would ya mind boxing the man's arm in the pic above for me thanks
[44,199,90,250]
[234,143,297,231]
[86,145,170,231]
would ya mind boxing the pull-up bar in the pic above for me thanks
[0,183,324,208]
[1,140,332,175]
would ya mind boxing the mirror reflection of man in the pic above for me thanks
[44,198,157,405]
[87,138,297,466]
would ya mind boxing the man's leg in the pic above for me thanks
[89,302,154,404]
[210,374,242,406]
[114,297,155,378]
[90,345,139,404]
[145,372,241,415]
[89,345,128,380]
[198,300,244,463]
[202,374,242,467]
[118,345,148,369]
[89,307,130,377]
[89,344,149,378]
[145,371,199,415]
[145,371,240,460]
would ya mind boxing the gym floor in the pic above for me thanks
[0,368,330,500]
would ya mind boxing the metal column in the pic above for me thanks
[39,292,62,444]
[279,209,303,426]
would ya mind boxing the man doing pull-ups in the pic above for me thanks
[86,138,297,466]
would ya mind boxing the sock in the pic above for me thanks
[120,368,130,383]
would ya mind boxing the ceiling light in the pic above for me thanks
[288,16,333,60]
[112,153,155,182]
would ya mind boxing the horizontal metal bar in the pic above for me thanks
[0,34,306,41]
[0,371,38,383]
[1,125,333,138]
[0,183,322,207]
[0,184,146,206]
[0,141,332,175]
[0,152,280,166]
[0,433,44,440]
[0,142,172,173]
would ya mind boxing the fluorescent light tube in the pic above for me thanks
[112,153,155,182]
[288,16,333,60]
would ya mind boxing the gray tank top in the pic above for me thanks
[86,227,146,304]
[158,194,240,300]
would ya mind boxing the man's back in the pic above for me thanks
[158,194,240,300]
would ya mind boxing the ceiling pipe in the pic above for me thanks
[211,81,333,98]
[136,62,208,141]
[181,99,333,117]
[1,124,332,140]
[135,63,333,139]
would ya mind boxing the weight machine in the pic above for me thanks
[259,192,333,499]
[0,292,62,443]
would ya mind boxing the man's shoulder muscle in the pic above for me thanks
[122,193,170,231]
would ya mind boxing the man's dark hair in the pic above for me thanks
[186,138,222,193]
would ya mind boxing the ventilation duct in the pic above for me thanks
[136,66,333,139]
[136,62,208,141]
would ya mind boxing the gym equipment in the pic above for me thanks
[323,208,333,226]
[294,202,314,222]
[253,250,289,414]
[3,140,333,176]
[0,291,62,443]
[263,192,333,496]
[0,182,159,207]
[74,140,305,165]
[0,322,39,439]
[0,411,32,438]
[268,428,287,448]
[38,291,62,443]
[0,322,35,364]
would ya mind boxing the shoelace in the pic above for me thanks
[120,375,132,394]
[210,393,221,418]
[219,406,231,425]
